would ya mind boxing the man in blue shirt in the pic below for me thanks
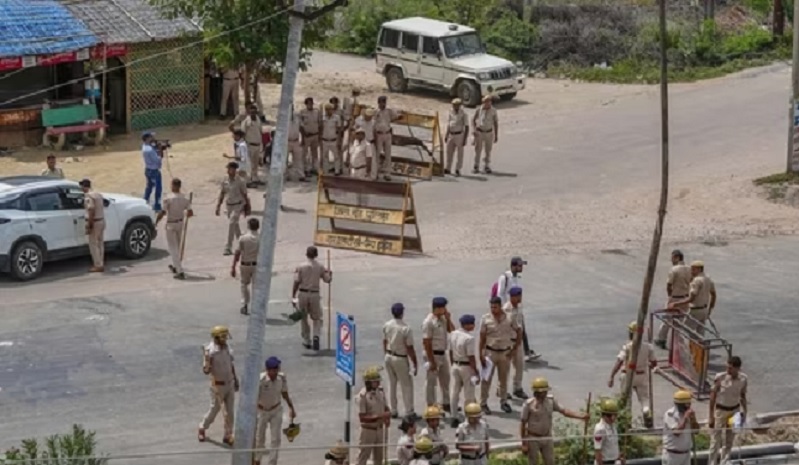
[142,131,163,211]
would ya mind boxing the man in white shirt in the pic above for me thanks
[496,256,540,361]
[224,130,251,184]
[593,399,622,465]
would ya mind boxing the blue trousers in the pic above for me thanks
[144,168,162,211]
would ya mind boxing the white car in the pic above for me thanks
[375,17,526,107]
[0,176,156,281]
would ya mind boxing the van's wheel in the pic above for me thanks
[385,67,408,92]
[10,240,44,281]
[457,80,481,107]
[122,221,152,259]
[499,92,517,102]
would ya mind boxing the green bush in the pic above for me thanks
[0,425,108,465]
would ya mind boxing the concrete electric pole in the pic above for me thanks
[787,0,799,173]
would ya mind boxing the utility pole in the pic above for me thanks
[787,0,799,173]
[620,0,670,408]
[230,0,346,464]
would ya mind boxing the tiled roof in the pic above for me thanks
[62,0,202,44]
[0,0,100,58]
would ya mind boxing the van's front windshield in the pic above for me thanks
[441,32,482,59]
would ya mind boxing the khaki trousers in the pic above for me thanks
[385,354,414,415]
[708,409,736,465]
[165,222,183,273]
[255,405,283,464]
[225,204,243,251]
[449,363,476,413]
[661,451,691,465]
[445,132,466,171]
[240,264,255,305]
[620,372,651,417]
[303,135,320,171]
[511,340,524,391]
[321,139,339,173]
[525,438,555,465]
[373,132,392,178]
[687,308,709,337]
[425,354,451,407]
[220,79,240,117]
[473,130,494,169]
[88,219,105,267]
[481,349,511,404]
[200,384,235,437]
[288,140,304,178]
[298,290,322,343]
[248,143,262,182]
[357,426,384,465]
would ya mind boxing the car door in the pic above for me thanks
[399,32,421,79]
[59,185,89,247]
[419,36,446,84]
[24,188,79,252]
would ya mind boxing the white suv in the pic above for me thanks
[0,176,156,281]
[375,17,526,107]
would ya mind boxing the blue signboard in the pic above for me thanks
[335,313,356,384]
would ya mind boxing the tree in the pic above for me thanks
[0,424,108,465]
[150,0,332,104]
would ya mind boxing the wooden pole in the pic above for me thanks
[179,192,194,262]
[582,392,592,465]
[383,419,389,465]
[101,44,107,127]
[326,249,332,351]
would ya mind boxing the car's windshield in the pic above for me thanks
[0,194,22,210]
[441,32,482,59]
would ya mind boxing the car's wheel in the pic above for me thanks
[385,67,408,93]
[122,221,152,259]
[499,92,517,102]
[457,80,481,107]
[10,240,44,281]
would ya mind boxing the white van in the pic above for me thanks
[375,17,526,107]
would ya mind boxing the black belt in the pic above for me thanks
[449,130,463,135]
[603,460,617,464]
[690,305,708,310]
[241,261,257,266]
[167,219,183,223]
[386,351,407,358]
[352,165,368,170]
[454,361,470,366]
[672,295,687,298]
[476,128,493,132]
[375,130,390,134]
[487,346,510,352]
[299,288,319,293]
[665,449,689,454]
[303,132,318,136]
[716,404,740,411]
[460,452,485,460]
[323,137,338,141]
[248,142,261,146]
[432,350,445,356]
[226,201,243,206]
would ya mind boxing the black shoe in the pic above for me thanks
[505,393,512,401]
[455,170,461,177]
[312,337,320,351]
[240,305,249,315]
[450,417,460,428]
[391,412,399,419]
[168,265,176,273]
[174,272,186,280]
[514,389,529,400]
[655,340,667,350]
[472,167,479,174]
[302,341,311,349]
[223,249,232,256]
[526,351,542,361]
[382,175,391,181]
[500,402,512,413]
[443,404,451,414]
[484,167,492,174]
[444,169,451,175]
[280,205,287,212]
[481,403,492,415]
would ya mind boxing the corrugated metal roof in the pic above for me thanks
[0,0,100,58]
[62,0,202,44]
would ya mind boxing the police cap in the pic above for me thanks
[509,286,522,296]
[265,356,281,369]
[459,314,475,325]
[432,297,448,308]
[391,303,405,315]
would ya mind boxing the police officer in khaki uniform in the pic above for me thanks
[669,260,716,336]
[708,356,747,465]
[383,303,419,419]
[418,405,449,465]
[593,399,622,465]
[608,321,656,427]
[199,325,239,445]
[503,287,529,400]
[229,103,264,184]
[357,366,390,465]
[231,217,260,315]
[656,250,692,348]
[520,378,588,465]
[288,106,307,181]
[255,356,297,465]
[155,178,193,280]
[472,95,499,174]
[662,390,699,465]
[422,297,454,413]
[449,314,478,428]
[41,154,64,178]
[342,87,361,130]
[321,103,343,175]
[79,179,105,272]
[220,67,241,118]
[300,97,322,175]
[216,162,250,256]
[479,296,520,414]
[292,246,332,351]
[456,403,490,465]
[409,437,435,465]
[445,98,469,176]
[373,96,400,181]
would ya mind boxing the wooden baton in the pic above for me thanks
[326,249,332,351]
[179,192,193,262]
[582,392,592,465]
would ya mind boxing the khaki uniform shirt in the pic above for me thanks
[421,314,448,351]
[374,108,398,133]
[455,419,489,455]
[85,191,104,220]
[321,112,342,140]
[593,419,620,462]
[503,301,525,335]
[342,97,359,122]
[447,109,467,133]
[449,328,475,363]
[383,319,414,356]
[397,433,415,465]
[618,341,655,376]
[418,426,448,463]
[257,372,287,410]
[205,341,235,383]
[221,176,248,205]
[662,406,692,451]
[474,107,498,131]
[354,116,375,142]
[163,193,191,223]
[689,273,716,308]
[299,108,321,135]
[714,372,747,407]
[480,312,518,350]
[236,231,259,263]
[232,114,264,145]
[293,258,331,291]
[668,263,692,297]
[357,387,387,425]
[41,167,64,179]
[521,396,562,436]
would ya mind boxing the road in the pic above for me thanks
[2,54,799,464]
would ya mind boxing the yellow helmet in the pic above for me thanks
[211,325,229,339]
[464,402,482,417]
[283,422,301,442]
[414,436,435,454]
[600,398,619,415]
[628,321,638,333]
[531,377,550,392]
[423,405,443,419]
[363,366,382,381]
[328,440,348,459]
[673,390,692,404]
